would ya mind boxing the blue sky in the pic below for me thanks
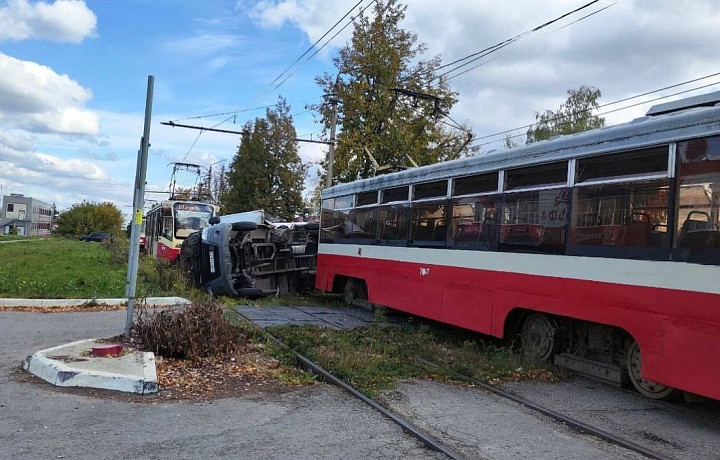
[2,0,720,219]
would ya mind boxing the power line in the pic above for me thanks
[170,104,279,123]
[272,0,379,90]
[434,0,611,82]
[180,115,234,162]
[445,3,618,82]
[270,0,366,86]
[472,78,720,149]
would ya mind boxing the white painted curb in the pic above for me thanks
[0,296,190,308]
[23,338,158,394]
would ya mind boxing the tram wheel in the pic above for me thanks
[626,340,678,400]
[520,313,557,362]
[343,278,367,306]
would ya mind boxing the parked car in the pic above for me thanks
[80,232,111,242]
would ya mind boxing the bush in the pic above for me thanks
[103,236,129,266]
[134,300,246,361]
[138,257,183,294]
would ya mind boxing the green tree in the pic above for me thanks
[316,0,469,184]
[526,85,605,144]
[222,98,307,220]
[57,201,124,236]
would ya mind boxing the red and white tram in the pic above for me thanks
[316,92,720,401]
[145,200,218,263]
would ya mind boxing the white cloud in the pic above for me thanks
[0,53,99,135]
[0,0,97,43]
[245,0,720,148]
[0,132,131,209]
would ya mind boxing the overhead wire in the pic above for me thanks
[270,0,366,86]
[472,78,720,150]
[272,0,379,90]
[444,2,618,82]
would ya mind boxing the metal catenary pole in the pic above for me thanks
[125,75,154,337]
[325,95,338,189]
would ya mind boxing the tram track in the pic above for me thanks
[235,309,463,459]
[235,306,688,460]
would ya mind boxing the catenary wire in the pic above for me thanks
[470,73,720,145]
[473,79,720,149]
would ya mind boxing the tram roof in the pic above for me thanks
[322,98,720,199]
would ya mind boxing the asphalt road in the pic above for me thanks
[0,310,439,460]
[4,309,720,460]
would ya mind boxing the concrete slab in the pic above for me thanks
[233,305,403,330]
[0,296,190,308]
[23,338,157,394]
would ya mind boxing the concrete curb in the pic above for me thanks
[23,338,158,394]
[0,296,190,308]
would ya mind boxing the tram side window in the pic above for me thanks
[320,208,352,243]
[674,136,720,264]
[347,207,377,240]
[411,201,447,245]
[571,181,670,251]
[378,204,410,244]
[449,196,498,250]
[162,214,173,240]
[499,188,570,255]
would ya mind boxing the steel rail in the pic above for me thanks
[236,306,676,459]
[234,310,464,460]
[414,356,675,460]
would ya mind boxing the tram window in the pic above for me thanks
[453,172,498,196]
[499,188,570,255]
[320,209,351,243]
[674,135,720,264]
[378,204,410,243]
[411,201,447,245]
[571,181,670,249]
[449,195,498,250]
[576,146,668,183]
[162,216,174,239]
[506,162,567,191]
[414,181,447,200]
[321,198,334,210]
[334,195,354,209]
[347,207,378,240]
[382,186,409,204]
[356,191,378,207]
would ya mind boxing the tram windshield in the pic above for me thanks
[174,203,214,239]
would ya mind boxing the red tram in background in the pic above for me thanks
[145,200,218,263]
[316,92,720,401]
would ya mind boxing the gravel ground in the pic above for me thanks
[0,311,439,460]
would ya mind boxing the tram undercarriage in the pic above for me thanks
[180,212,318,297]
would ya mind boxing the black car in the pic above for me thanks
[80,232,111,242]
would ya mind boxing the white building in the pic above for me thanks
[0,194,53,236]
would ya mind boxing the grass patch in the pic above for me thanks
[269,320,566,397]
[0,237,200,299]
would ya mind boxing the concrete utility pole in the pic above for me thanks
[125,75,154,337]
[325,93,339,189]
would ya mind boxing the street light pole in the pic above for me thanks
[125,75,154,338]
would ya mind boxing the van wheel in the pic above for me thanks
[343,278,367,306]
[626,340,679,400]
